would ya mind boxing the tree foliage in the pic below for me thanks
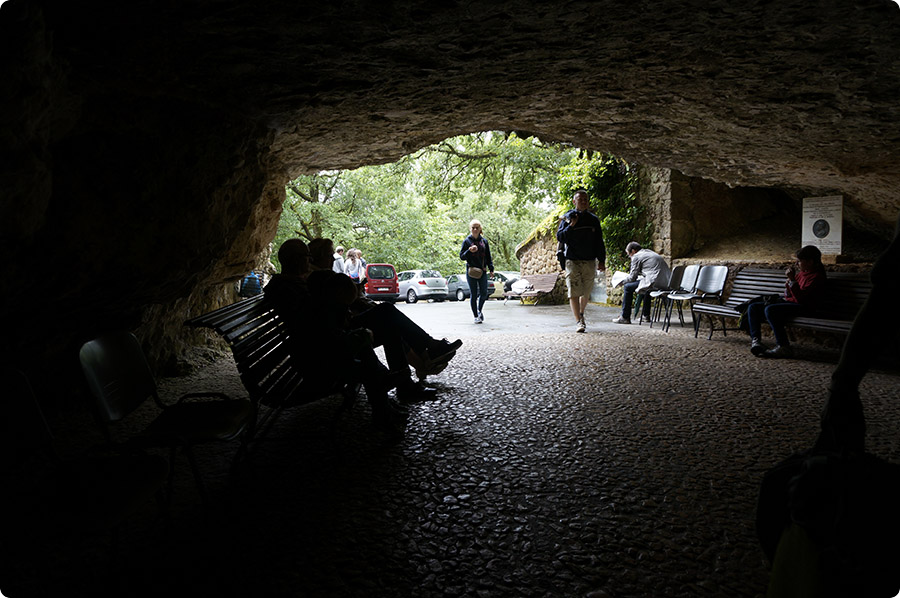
[275,135,650,277]
[275,132,577,274]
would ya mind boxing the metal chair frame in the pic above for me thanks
[663,265,728,332]
[79,332,255,505]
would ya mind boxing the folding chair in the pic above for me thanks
[643,265,685,328]
[79,332,255,504]
[660,264,700,332]
[3,368,169,537]
[664,265,728,332]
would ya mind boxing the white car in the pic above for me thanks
[397,269,448,303]
[488,271,521,299]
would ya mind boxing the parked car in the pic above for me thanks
[446,274,496,301]
[363,263,399,302]
[488,271,521,299]
[397,269,448,303]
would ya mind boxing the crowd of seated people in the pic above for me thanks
[264,238,462,438]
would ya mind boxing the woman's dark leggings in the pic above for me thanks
[467,273,489,317]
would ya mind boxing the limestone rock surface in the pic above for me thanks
[1,0,898,371]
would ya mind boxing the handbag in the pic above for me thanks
[467,267,484,279]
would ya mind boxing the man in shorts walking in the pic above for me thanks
[556,189,606,332]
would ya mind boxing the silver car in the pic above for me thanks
[446,274,496,301]
[398,269,448,303]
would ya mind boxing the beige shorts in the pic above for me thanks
[565,260,596,298]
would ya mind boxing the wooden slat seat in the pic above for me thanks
[185,295,357,443]
[503,273,562,304]
[692,267,871,340]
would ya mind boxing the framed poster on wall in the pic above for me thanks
[802,196,842,255]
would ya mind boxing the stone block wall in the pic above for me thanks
[514,165,865,308]
[636,166,673,257]
[515,233,567,304]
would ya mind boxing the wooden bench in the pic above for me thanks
[185,295,359,443]
[691,267,871,340]
[503,273,561,304]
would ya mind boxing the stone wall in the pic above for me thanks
[636,166,673,257]
[638,168,798,260]
[514,212,567,304]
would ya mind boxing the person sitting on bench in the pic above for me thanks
[306,238,462,401]
[264,239,407,435]
[748,245,827,359]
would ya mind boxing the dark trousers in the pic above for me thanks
[747,300,805,346]
[351,303,430,374]
[467,273,489,317]
[622,281,651,320]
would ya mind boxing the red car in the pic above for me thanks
[363,263,399,302]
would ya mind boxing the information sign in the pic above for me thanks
[802,196,842,255]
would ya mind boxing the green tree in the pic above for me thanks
[276,132,578,274]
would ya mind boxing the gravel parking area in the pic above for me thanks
[7,302,899,597]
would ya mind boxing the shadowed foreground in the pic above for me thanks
[4,306,899,598]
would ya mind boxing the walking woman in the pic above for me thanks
[459,219,494,324]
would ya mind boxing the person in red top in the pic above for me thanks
[748,245,828,358]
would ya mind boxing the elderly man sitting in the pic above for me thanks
[612,242,671,324]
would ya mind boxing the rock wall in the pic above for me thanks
[636,167,673,257]
[2,0,899,379]
[639,169,797,260]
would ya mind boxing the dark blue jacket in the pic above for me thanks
[459,235,494,272]
[556,210,606,263]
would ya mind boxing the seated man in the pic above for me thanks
[263,239,407,435]
[306,238,462,399]
[613,242,671,324]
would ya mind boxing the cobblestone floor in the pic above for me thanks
[6,305,899,598]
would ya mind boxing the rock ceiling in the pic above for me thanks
[1,0,898,368]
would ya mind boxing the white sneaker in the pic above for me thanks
[612,315,631,324]
[576,318,586,333]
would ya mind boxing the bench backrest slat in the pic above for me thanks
[186,295,348,410]
[186,295,267,331]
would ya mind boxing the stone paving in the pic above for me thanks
[6,303,899,598]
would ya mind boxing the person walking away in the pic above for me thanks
[613,242,671,324]
[459,219,494,324]
[557,189,606,332]
[332,245,345,273]
[748,245,827,358]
